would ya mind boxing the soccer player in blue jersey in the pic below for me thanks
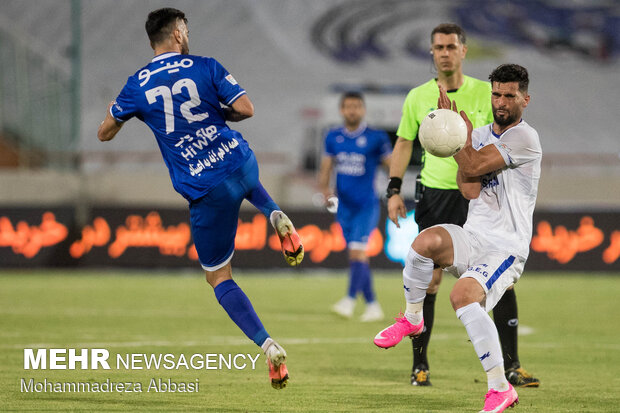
[318,92,392,322]
[97,8,303,390]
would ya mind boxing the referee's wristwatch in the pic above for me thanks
[386,177,402,199]
[386,187,400,198]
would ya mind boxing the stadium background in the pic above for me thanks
[1,2,620,412]
[1,0,618,271]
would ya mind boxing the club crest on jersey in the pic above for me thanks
[498,142,512,153]
[356,136,367,147]
[225,74,238,85]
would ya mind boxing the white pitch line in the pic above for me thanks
[2,326,537,350]
[3,337,370,350]
[7,338,619,351]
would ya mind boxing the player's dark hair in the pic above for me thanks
[145,8,187,46]
[431,23,466,45]
[489,64,529,93]
[340,91,364,107]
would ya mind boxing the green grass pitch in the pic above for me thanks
[1,270,619,412]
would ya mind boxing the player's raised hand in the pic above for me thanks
[459,110,473,147]
[437,84,452,110]
[387,195,407,228]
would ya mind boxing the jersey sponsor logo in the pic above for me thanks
[138,58,194,87]
[175,126,220,162]
[481,174,499,189]
[171,124,239,176]
[189,138,240,177]
[467,263,490,278]
[335,152,366,176]
[225,74,238,85]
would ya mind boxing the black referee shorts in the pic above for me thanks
[415,186,469,231]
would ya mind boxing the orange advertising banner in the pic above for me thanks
[0,207,618,271]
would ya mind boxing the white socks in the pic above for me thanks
[486,365,509,392]
[261,337,275,354]
[402,248,434,325]
[456,302,509,391]
[405,302,424,325]
[269,210,283,228]
[403,248,434,303]
[402,245,509,392]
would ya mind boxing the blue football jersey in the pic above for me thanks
[110,52,253,201]
[324,123,392,206]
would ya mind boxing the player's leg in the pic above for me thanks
[206,264,289,389]
[410,188,468,385]
[374,225,455,348]
[206,263,269,349]
[242,153,303,266]
[410,267,441,385]
[494,287,540,387]
[451,254,523,411]
[245,181,279,217]
[332,207,360,318]
[493,286,519,369]
[354,248,384,322]
[331,254,360,318]
[356,201,383,322]
[190,168,288,389]
[333,202,383,321]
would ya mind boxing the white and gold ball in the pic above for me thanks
[418,109,467,158]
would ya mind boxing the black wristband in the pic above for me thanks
[387,177,402,191]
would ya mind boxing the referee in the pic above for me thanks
[386,23,540,388]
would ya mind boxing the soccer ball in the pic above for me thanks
[418,109,468,158]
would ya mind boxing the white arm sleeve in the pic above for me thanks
[493,124,542,167]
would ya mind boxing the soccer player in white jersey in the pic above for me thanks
[374,64,541,413]
[97,8,304,390]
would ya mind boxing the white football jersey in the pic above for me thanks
[463,120,542,259]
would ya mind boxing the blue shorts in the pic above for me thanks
[336,200,379,250]
[189,153,270,271]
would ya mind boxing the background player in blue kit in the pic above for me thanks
[318,92,392,322]
[97,8,303,390]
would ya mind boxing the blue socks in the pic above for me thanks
[347,261,363,298]
[246,183,279,218]
[348,261,375,302]
[359,262,375,303]
[214,279,269,347]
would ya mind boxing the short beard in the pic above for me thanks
[344,119,361,129]
[493,110,517,127]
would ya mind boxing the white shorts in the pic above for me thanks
[436,224,525,312]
